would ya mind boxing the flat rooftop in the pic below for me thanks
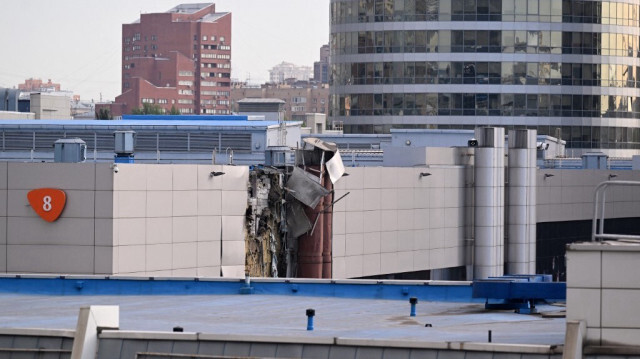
[0,277,566,348]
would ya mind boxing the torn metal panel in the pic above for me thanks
[303,137,339,153]
[326,150,345,184]
[302,138,345,184]
[286,200,312,238]
[286,167,329,208]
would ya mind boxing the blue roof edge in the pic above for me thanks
[0,276,479,303]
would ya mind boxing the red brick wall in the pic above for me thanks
[117,4,231,115]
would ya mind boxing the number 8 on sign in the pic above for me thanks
[27,188,66,222]
[43,196,52,212]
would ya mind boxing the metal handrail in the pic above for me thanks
[592,180,640,241]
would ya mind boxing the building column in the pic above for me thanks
[507,129,537,274]
[474,127,505,279]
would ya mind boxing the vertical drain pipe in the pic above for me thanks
[474,127,505,279]
[322,176,333,278]
[507,129,537,274]
[297,166,324,278]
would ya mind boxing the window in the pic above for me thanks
[179,71,194,76]
[203,35,208,41]
[133,33,140,41]
[291,97,307,103]
[142,98,154,104]
[220,45,231,50]
[132,45,141,51]
[220,36,225,42]
[158,99,168,104]
[178,99,194,104]
[211,35,216,41]
[218,100,229,105]
[151,35,157,41]
[178,80,193,86]
[178,89,193,95]
[180,108,193,114]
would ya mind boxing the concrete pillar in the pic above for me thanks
[71,306,119,359]
[507,129,537,274]
[474,127,505,279]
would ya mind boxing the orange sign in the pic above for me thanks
[27,188,66,222]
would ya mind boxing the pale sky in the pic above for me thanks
[0,0,330,102]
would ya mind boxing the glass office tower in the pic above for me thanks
[329,0,640,154]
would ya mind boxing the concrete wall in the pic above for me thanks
[0,163,248,277]
[536,169,640,223]
[332,166,467,278]
[2,163,112,274]
[30,93,70,120]
[96,334,561,359]
[566,242,640,347]
[0,111,35,120]
[111,164,248,277]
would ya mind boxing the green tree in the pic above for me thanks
[169,105,180,115]
[130,103,165,115]
[95,108,112,120]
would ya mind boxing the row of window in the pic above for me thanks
[331,0,640,25]
[332,30,639,57]
[202,109,231,114]
[201,72,231,79]
[201,53,231,59]
[125,34,157,43]
[137,98,231,107]
[201,90,230,96]
[332,61,640,88]
[202,63,231,69]
[333,93,640,119]
[199,35,225,42]
[340,123,640,149]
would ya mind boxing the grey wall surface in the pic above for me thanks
[536,169,640,223]
[111,164,248,277]
[0,332,73,359]
[96,337,563,359]
[567,242,640,347]
[0,162,248,277]
[333,165,468,278]
[1,162,113,274]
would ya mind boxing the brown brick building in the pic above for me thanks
[103,3,231,116]
[231,82,329,122]
[18,78,61,92]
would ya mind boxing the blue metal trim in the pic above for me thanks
[0,277,481,302]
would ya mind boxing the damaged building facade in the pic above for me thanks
[0,116,638,279]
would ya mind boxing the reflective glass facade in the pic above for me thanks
[329,0,640,152]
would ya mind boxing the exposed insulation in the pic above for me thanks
[245,171,286,277]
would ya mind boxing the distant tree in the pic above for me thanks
[95,108,112,120]
[130,103,165,115]
[169,105,180,115]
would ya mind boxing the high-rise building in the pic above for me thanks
[329,0,640,155]
[314,44,330,84]
[269,62,313,84]
[106,3,231,116]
